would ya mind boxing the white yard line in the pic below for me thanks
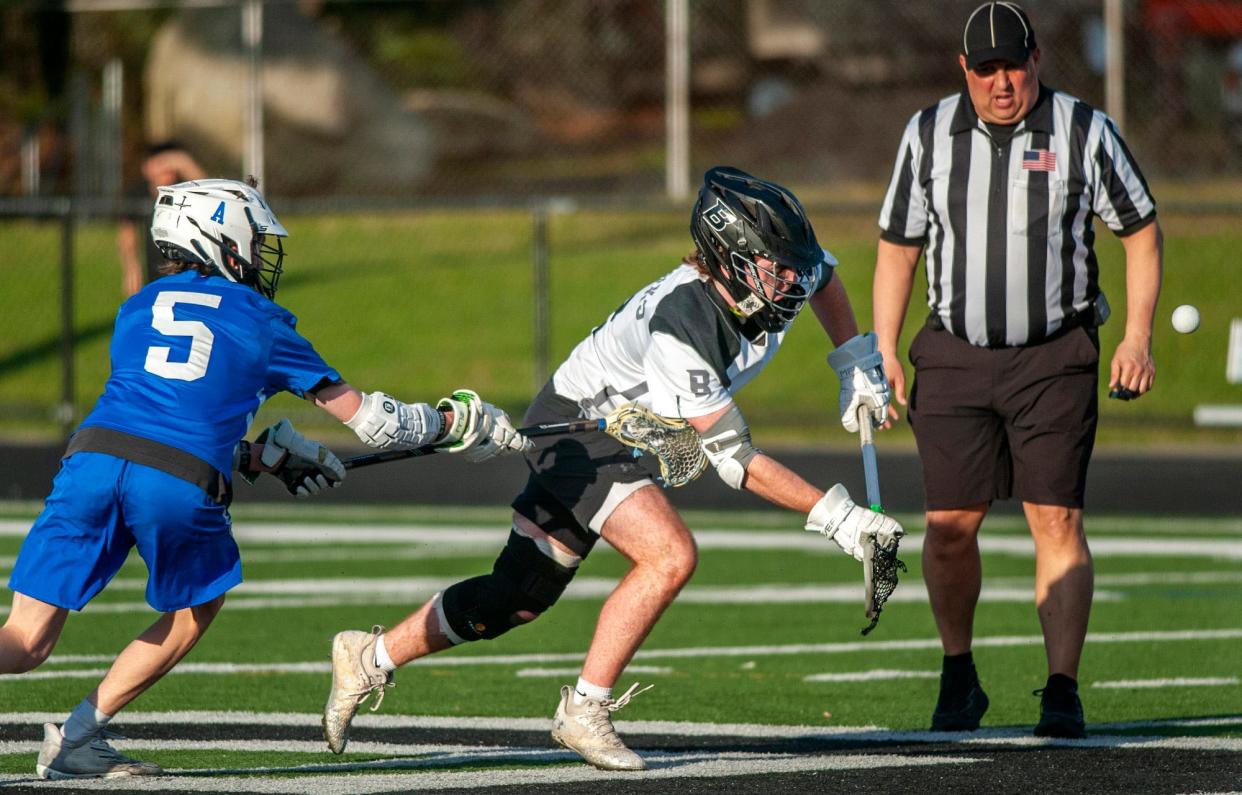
[51,576,1125,605]
[0,739,525,756]
[1091,677,1240,689]
[0,710,882,736]
[2,710,1242,740]
[4,520,1242,558]
[804,669,940,683]
[515,665,674,678]
[3,709,1241,736]
[0,663,326,681]
[1081,571,1242,586]
[6,628,1240,682]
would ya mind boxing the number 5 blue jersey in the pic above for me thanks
[81,271,342,476]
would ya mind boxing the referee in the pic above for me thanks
[872,2,1162,739]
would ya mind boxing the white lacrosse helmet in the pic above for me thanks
[150,178,288,298]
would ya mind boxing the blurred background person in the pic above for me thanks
[116,141,205,297]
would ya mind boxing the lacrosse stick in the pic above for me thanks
[342,403,708,488]
[857,404,907,636]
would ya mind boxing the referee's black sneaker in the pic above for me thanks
[1033,674,1086,739]
[930,655,989,731]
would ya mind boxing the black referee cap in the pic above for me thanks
[962,2,1036,69]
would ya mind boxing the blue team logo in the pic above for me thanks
[210,202,226,224]
[701,198,738,232]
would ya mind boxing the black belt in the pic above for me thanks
[65,427,232,505]
[925,311,1094,347]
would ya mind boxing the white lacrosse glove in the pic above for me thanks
[436,388,532,462]
[804,483,904,561]
[345,391,441,449]
[827,331,891,433]
[254,418,346,497]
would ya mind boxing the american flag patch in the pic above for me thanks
[1022,149,1057,171]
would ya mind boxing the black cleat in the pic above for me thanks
[930,666,989,731]
[1034,682,1086,739]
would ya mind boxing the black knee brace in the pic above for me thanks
[440,529,578,642]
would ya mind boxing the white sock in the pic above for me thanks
[374,634,398,673]
[573,677,611,705]
[61,700,112,746]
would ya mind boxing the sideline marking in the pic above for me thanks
[0,739,529,756]
[0,575,1130,617]
[804,669,939,683]
[4,520,1242,558]
[1091,677,1240,689]
[1,710,1240,743]
[85,576,1127,605]
[515,665,674,678]
[5,628,1239,682]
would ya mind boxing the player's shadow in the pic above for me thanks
[171,748,583,778]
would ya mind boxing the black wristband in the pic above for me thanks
[235,441,260,485]
[235,440,252,472]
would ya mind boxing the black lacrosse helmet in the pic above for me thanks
[690,166,823,333]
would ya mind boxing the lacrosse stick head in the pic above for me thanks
[861,534,907,636]
[604,404,707,488]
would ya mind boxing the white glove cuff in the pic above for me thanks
[435,392,478,450]
[345,391,441,449]
[827,331,881,379]
[258,418,295,468]
[805,483,864,560]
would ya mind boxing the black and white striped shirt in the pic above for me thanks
[878,85,1156,347]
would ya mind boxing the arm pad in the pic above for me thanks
[698,403,759,490]
[344,391,442,449]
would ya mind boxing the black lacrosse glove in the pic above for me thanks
[254,419,346,497]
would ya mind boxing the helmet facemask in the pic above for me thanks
[251,229,285,299]
[691,167,824,334]
[725,249,815,332]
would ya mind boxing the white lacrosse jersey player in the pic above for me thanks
[552,262,833,421]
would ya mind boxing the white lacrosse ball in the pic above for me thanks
[1171,304,1200,334]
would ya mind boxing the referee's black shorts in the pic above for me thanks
[510,382,654,559]
[907,321,1099,510]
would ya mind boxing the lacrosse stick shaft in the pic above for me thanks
[342,445,438,470]
[522,418,606,437]
[342,418,606,470]
[857,404,881,510]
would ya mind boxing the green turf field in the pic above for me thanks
[0,502,1238,778]
[3,207,1241,448]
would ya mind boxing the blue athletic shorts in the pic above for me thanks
[8,452,242,612]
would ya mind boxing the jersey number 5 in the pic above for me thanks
[144,291,223,382]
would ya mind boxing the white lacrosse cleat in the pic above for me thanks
[36,723,163,779]
[323,625,394,754]
[551,682,652,771]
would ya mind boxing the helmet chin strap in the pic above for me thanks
[735,293,764,318]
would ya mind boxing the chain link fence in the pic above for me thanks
[5,0,1242,199]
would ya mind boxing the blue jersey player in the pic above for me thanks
[0,178,530,780]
